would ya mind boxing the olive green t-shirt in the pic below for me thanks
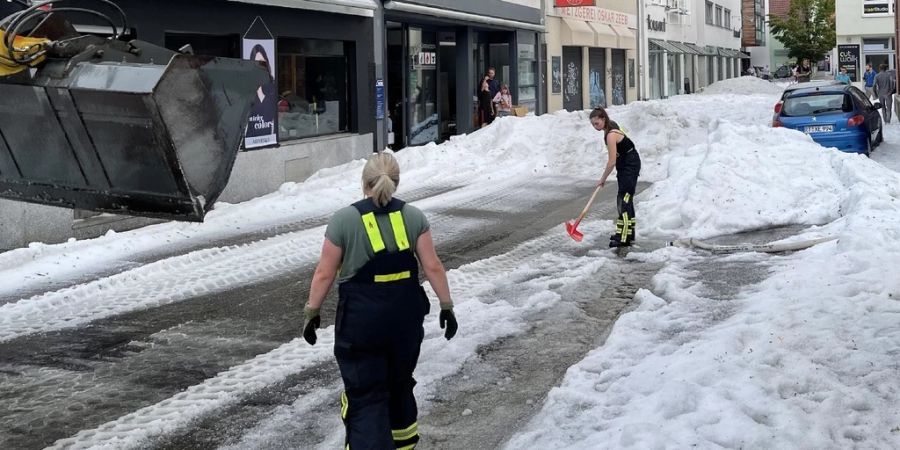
[325,202,430,283]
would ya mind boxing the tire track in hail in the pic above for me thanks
[42,182,620,448]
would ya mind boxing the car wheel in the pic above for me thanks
[865,138,872,157]
[876,127,884,145]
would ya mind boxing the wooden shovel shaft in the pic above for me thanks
[575,184,604,223]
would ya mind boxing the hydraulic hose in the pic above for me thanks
[666,236,837,253]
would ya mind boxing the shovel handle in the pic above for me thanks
[575,184,604,222]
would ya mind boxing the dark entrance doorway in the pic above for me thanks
[387,22,406,149]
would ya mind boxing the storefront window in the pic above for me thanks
[588,48,606,108]
[649,43,663,99]
[863,38,891,52]
[518,40,537,108]
[667,53,678,96]
[276,38,350,141]
[407,28,438,146]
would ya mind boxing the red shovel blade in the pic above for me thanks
[565,220,584,242]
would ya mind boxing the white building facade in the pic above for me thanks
[836,0,896,85]
[638,0,746,99]
[543,1,639,112]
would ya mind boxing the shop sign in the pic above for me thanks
[862,0,893,15]
[554,0,596,6]
[418,51,436,66]
[647,15,666,32]
[838,44,860,82]
[375,79,385,120]
[409,46,436,68]
[553,5,636,28]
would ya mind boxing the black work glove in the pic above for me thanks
[303,306,321,345]
[439,304,458,340]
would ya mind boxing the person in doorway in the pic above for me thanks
[835,67,851,85]
[874,63,896,124]
[493,84,513,118]
[478,75,494,127]
[302,152,458,449]
[590,107,641,248]
[794,58,812,83]
[486,66,501,100]
[863,63,877,99]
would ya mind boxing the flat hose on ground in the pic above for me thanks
[667,236,837,253]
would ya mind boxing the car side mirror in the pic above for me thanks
[872,102,883,110]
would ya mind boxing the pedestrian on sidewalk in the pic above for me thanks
[794,58,812,83]
[863,63,877,99]
[874,64,896,124]
[590,107,641,248]
[302,152,458,449]
[835,67,851,85]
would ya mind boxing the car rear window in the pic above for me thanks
[781,93,853,117]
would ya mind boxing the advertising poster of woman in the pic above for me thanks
[243,17,278,149]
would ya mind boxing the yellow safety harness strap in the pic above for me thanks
[389,211,410,251]
[374,271,411,283]
[361,212,386,253]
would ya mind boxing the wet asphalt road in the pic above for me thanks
[0,180,801,450]
[0,178,624,449]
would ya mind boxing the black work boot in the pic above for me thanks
[609,234,631,248]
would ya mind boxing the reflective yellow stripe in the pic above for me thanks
[361,213,385,253]
[621,212,630,242]
[396,444,417,450]
[341,392,349,419]
[623,193,631,203]
[392,421,419,441]
[389,211,410,251]
[374,271,411,283]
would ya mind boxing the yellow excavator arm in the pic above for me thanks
[0,29,50,76]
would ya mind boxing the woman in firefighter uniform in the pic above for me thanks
[590,106,641,247]
[302,152,458,449]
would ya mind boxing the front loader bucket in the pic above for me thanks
[0,44,268,221]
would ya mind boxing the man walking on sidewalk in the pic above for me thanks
[874,64,896,124]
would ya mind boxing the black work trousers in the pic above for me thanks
[614,150,641,244]
[335,282,429,449]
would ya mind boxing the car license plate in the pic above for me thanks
[804,125,833,133]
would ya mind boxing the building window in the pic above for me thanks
[724,8,731,28]
[705,1,714,25]
[276,38,351,141]
[715,5,723,27]
[517,41,537,108]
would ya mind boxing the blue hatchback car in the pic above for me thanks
[773,84,884,156]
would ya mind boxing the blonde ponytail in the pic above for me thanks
[361,152,400,207]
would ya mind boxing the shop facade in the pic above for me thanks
[544,2,638,112]
[1,0,379,248]
[376,0,544,149]
[639,0,745,100]
[836,0,896,87]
